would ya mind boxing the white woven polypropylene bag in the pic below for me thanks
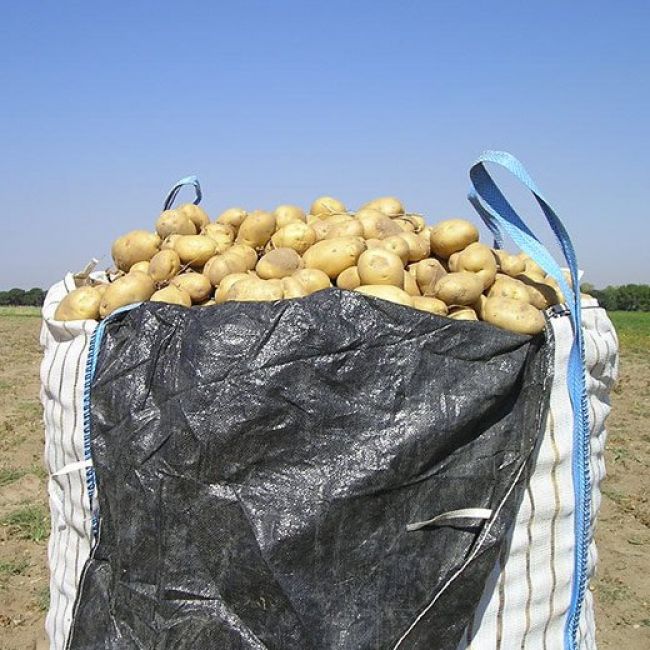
[40,278,618,650]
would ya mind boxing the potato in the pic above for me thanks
[155,210,196,238]
[447,252,460,271]
[149,249,182,283]
[434,272,484,306]
[365,238,384,249]
[99,272,155,318]
[454,242,498,289]
[130,261,150,274]
[357,249,404,288]
[274,204,306,228]
[394,219,415,232]
[204,255,238,286]
[380,235,410,264]
[215,272,250,303]
[356,208,402,239]
[336,266,361,290]
[178,203,210,231]
[324,219,365,239]
[174,235,218,267]
[217,207,248,229]
[302,237,366,279]
[226,278,284,302]
[292,269,331,294]
[355,285,413,307]
[403,271,421,297]
[403,214,425,232]
[310,196,346,217]
[171,272,213,303]
[93,283,109,298]
[412,296,448,315]
[448,306,478,321]
[399,232,430,262]
[224,244,258,272]
[361,196,405,218]
[429,219,479,259]
[516,275,560,310]
[282,277,310,299]
[271,222,317,254]
[236,210,276,249]
[150,285,192,307]
[111,230,162,272]
[487,276,530,303]
[524,259,545,279]
[543,276,566,304]
[256,248,303,279]
[482,297,546,335]
[161,234,182,251]
[412,258,447,295]
[202,223,235,242]
[492,249,525,277]
[54,287,102,321]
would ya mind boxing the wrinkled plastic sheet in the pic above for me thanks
[68,289,552,649]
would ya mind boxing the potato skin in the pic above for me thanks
[292,269,331,293]
[412,296,448,315]
[493,249,525,276]
[356,208,402,239]
[361,196,405,218]
[225,278,284,302]
[155,210,197,238]
[171,272,213,303]
[174,235,218,267]
[433,272,484,306]
[380,236,410,264]
[429,219,479,259]
[111,230,162,272]
[357,249,404,287]
[217,207,248,229]
[271,222,317,254]
[336,266,361,290]
[448,306,478,321]
[310,196,346,217]
[149,249,181,283]
[236,211,276,249]
[282,277,309,299]
[99,272,156,318]
[487,276,530,303]
[482,297,546,335]
[178,203,210,231]
[130,261,150,274]
[403,271,421,297]
[256,248,303,279]
[412,258,447,295]
[224,244,258,272]
[215,273,250,303]
[454,242,498,289]
[54,287,102,321]
[398,232,430,262]
[273,204,306,228]
[302,237,366,279]
[355,285,413,307]
[150,285,192,307]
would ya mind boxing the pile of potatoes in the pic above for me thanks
[54,196,569,335]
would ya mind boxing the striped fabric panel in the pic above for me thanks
[458,301,618,650]
[41,275,98,650]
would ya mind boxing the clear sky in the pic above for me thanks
[1,1,648,289]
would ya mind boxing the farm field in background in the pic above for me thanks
[0,307,648,649]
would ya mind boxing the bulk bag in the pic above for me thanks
[39,152,618,649]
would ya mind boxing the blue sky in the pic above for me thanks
[1,1,648,289]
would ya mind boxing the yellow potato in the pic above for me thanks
[174,235,218,267]
[226,278,284,302]
[336,266,361,290]
[236,210,276,249]
[448,306,478,321]
[302,237,366,279]
[487,276,530,303]
[429,219,479,259]
[434,272,484,306]
[256,248,304,279]
[171,272,213,303]
[149,249,181,283]
[216,207,248,230]
[412,258,447,295]
[161,234,182,251]
[202,223,235,243]
[324,219,365,239]
[454,242,498,289]
[380,235,410,264]
[412,296,448,316]
[357,249,404,287]
[215,272,251,303]
[355,285,413,307]
[271,222,317,254]
[129,261,150,274]
[99,272,156,318]
[204,255,238,287]
[356,208,402,239]
[224,244,258,272]
[516,274,560,309]
[402,214,425,232]
[361,196,405,218]
[292,269,332,294]
[155,210,196,238]
[111,230,162,272]
[492,249,525,276]
[310,196,346,217]
[403,271,421,297]
[394,219,416,232]
[178,203,210,231]
[273,204,306,228]
[282,276,310,299]
[54,287,102,321]
[150,285,192,307]
[482,297,546,335]
[399,232,430,263]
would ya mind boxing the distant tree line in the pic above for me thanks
[0,288,46,306]
[583,284,650,311]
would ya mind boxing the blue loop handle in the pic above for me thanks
[468,190,505,249]
[163,175,202,211]
[468,151,589,650]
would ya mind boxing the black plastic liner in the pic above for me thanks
[68,289,552,650]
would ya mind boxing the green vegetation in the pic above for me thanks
[0,559,30,581]
[0,288,45,307]
[585,284,650,311]
[609,311,650,355]
[1,505,49,543]
[0,467,27,487]
[0,305,41,317]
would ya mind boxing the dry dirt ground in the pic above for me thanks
[0,307,647,649]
